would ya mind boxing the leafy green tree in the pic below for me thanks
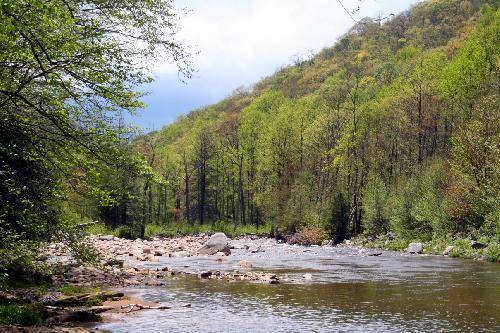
[0,0,190,275]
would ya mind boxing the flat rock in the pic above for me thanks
[172,250,190,257]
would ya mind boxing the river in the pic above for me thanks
[98,238,500,332]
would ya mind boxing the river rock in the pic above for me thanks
[321,239,333,247]
[237,260,253,268]
[172,250,190,257]
[407,242,423,254]
[443,245,455,256]
[154,250,163,256]
[104,258,124,268]
[250,246,263,253]
[198,233,231,255]
[199,271,212,278]
[143,246,152,254]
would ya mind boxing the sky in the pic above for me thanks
[132,0,419,130]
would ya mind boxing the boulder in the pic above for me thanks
[142,246,152,254]
[470,240,487,249]
[443,245,455,256]
[407,242,423,254]
[199,271,212,279]
[198,233,231,255]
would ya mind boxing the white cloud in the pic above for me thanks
[155,0,416,79]
[139,0,418,128]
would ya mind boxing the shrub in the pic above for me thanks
[86,223,114,236]
[0,304,44,326]
[388,162,448,240]
[485,242,499,263]
[115,226,139,239]
[449,238,475,259]
[362,176,389,235]
[287,226,328,246]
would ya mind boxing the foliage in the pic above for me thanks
[449,238,475,259]
[362,176,389,235]
[485,242,499,262]
[3,0,498,258]
[286,226,329,246]
[82,0,497,247]
[0,304,44,326]
[144,221,271,238]
[0,0,191,275]
[57,284,99,296]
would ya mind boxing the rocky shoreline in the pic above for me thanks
[1,233,281,332]
[4,232,491,332]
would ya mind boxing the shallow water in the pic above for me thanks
[99,240,500,332]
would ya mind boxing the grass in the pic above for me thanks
[144,221,271,238]
[485,242,500,262]
[85,223,117,236]
[56,284,100,296]
[355,234,409,251]
[354,233,499,262]
[0,304,44,326]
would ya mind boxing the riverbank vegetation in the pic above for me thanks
[0,0,499,291]
[0,0,191,285]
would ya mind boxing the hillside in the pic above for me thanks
[97,0,499,247]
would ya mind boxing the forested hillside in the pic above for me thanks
[76,0,498,246]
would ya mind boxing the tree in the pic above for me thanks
[0,0,191,272]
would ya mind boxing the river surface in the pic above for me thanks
[99,239,500,332]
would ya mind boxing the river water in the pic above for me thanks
[99,239,500,332]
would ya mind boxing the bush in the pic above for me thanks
[449,238,475,259]
[287,226,328,246]
[143,221,271,238]
[388,162,448,240]
[115,225,140,239]
[485,242,499,263]
[86,223,114,236]
[362,176,389,235]
[0,304,44,326]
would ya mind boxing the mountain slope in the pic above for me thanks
[120,0,499,245]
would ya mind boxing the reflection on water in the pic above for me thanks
[100,242,500,332]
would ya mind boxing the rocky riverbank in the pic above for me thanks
[44,232,283,287]
[4,231,494,332]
